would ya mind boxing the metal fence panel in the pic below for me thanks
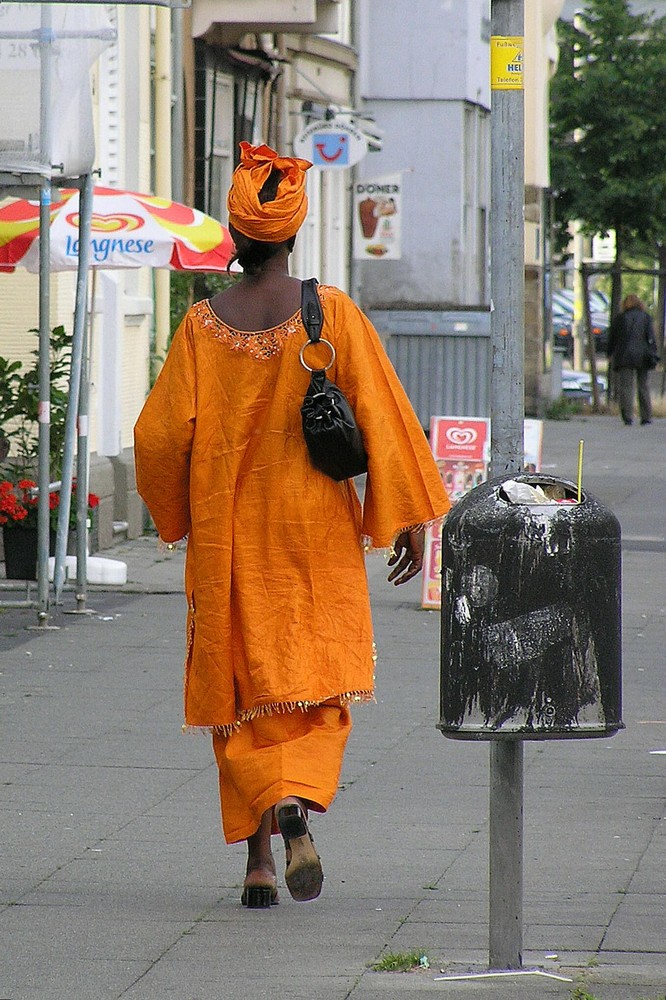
[368,309,492,427]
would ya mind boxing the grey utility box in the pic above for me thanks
[439,474,623,740]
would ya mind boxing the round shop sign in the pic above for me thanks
[293,120,368,169]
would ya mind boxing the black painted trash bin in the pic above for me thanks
[439,474,623,740]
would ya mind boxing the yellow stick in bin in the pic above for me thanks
[577,439,584,503]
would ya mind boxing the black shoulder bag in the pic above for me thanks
[299,278,368,481]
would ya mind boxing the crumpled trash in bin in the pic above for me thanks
[501,479,557,504]
[501,479,578,505]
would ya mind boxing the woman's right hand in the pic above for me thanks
[387,529,425,586]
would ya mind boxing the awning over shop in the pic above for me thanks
[191,0,340,45]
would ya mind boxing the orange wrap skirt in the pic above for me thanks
[212,701,352,843]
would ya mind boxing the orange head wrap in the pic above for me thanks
[226,142,312,243]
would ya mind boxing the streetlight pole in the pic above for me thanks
[489,0,525,971]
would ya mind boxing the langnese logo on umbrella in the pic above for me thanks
[66,211,145,233]
[64,210,155,264]
[0,186,235,272]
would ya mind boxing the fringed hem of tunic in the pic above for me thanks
[362,514,447,555]
[181,688,376,737]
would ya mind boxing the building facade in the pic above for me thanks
[0,1,357,553]
[354,0,563,416]
[0,1,564,561]
[184,0,356,290]
[0,4,154,550]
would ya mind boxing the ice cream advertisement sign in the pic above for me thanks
[353,174,402,261]
[421,416,543,609]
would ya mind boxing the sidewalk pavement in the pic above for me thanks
[1,414,665,1000]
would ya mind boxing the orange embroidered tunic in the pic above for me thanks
[134,286,450,735]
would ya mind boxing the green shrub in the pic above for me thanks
[0,324,72,480]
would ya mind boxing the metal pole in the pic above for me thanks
[153,5,172,371]
[74,268,94,612]
[572,220,585,370]
[489,0,525,971]
[489,742,523,968]
[490,0,525,477]
[276,36,288,154]
[54,173,93,603]
[171,7,184,204]
[349,0,363,306]
[571,11,586,372]
[36,3,54,625]
[582,264,601,411]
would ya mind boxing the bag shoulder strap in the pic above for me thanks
[301,277,323,344]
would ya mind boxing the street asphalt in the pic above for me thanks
[1,412,665,1000]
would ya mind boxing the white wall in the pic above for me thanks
[359,0,489,106]
[356,0,490,307]
[92,5,153,456]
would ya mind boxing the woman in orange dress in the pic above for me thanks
[134,143,450,908]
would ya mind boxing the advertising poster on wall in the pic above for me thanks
[523,417,544,472]
[352,174,402,260]
[421,416,543,609]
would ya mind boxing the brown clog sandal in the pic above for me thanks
[276,802,323,902]
[240,873,279,909]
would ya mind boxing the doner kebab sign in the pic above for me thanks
[353,174,402,261]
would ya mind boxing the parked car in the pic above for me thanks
[551,288,609,355]
[552,310,573,358]
[561,369,608,403]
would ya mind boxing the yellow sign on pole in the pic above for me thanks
[490,36,524,90]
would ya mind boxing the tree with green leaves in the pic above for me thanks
[550,0,666,321]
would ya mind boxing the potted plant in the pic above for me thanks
[0,479,42,579]
[0,324,72,481]
[0,478,99,580]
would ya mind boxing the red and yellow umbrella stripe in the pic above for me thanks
[0,197,67,262]
[0,187,235,272]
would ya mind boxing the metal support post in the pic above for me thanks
[572,220,585,371]
[153,5,172,370]
[489,0,525,971]
[36,4,54,625]
[171,7,184,204]
[571,12,586,372]
[74,270,93,612]
[489,742,524,968]
[54,173,93,603]
[490,0,525,479]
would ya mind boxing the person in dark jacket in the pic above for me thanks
[607,294,659,425]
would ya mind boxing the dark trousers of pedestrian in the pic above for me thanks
[616,366,652,424]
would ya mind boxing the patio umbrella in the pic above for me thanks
[0,183,236,607]
[0,185,235,272]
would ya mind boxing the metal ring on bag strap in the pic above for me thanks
[299,338,336,372]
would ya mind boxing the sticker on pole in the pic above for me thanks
[490,36,524,90]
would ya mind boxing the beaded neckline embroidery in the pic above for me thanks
[193,298,303,360]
